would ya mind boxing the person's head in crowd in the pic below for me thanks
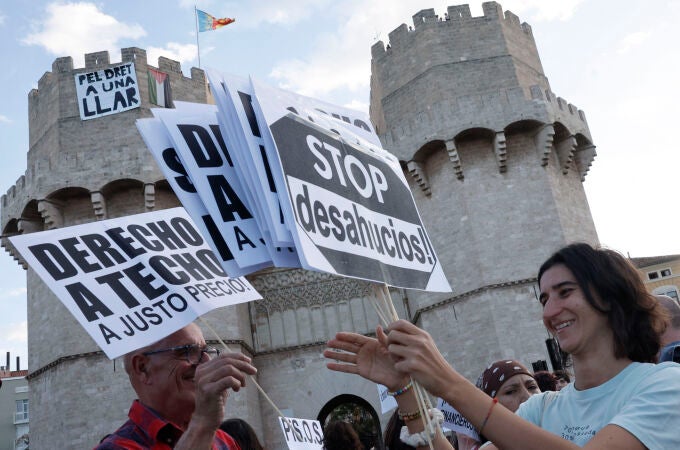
[219,418,264,450]
[538,243,668,363]
[553,370,571,390]
[123,323,216,427]
[96,322,256,449]
[322,421,363,450]
[533,370,557,392]
[477,359,540,413]
[383,411,415,450]
[655,294,680,362]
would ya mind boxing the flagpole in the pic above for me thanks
[195,5,201,68]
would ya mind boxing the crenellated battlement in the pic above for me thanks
[372,1,533,59]
[28,47,204,110]
[4,46,211,249]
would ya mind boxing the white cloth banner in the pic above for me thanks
[279,417,324,450]
[75,62,140,120]
[437,398,480,441]
[9,208,261,359]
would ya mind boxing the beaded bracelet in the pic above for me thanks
[398,408,422,421]
[399,408,445,447]
[478,398,498,436]
[387,380,413,397]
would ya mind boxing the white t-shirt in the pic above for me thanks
[516,362,680,448]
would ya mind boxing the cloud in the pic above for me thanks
[226,0,334,27]
[146,42,198,67]
[343,99,369,114]
[178,0,214,9]
[0,287,26,299]
[617,31,651,54]
[0,11,5,26]
[22,2,146,67]
[268,0,414,99]
[0,115,11,124]
[265,0,588,102]
[502,0,586,21]
[2,321,27,343]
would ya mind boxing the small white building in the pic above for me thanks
[0,368,29,450]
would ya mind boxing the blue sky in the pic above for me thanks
[1,0,679,369]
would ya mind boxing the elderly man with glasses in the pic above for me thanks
[95,323,256,449]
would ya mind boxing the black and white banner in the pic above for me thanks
[437,398,480,441]
[75,62,140,120]
[10,208,261,359]
[279,417,324,450]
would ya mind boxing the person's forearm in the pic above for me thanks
[439,369,580,450]
[394,387,454,450]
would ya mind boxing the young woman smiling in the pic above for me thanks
[326,243,680,449]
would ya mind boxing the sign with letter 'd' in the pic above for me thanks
[10,207,261,359]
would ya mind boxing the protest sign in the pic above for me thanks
[279,417,324,450]
[136,117,272,277]
[143,103,301,271]
[377,384,398,414]
[10,207,261,359]
[135,73,451,292]
[207,71,295,247]
[251,81,451,291]
[437,398,480,441]
[151,104,273,269]
[75,62,140,120]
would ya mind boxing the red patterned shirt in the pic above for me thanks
[94,400,241,450]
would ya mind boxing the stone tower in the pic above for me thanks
[369,1,598,379]
[1,2,601,449]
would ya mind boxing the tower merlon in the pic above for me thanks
[53,56,74,73]
[84,50,110,68]
[412,8,438,29]
[373,2,533,57]
[447,5,472,19]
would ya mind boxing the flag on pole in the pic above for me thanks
[196,9,235,32]
[147,68,173,108]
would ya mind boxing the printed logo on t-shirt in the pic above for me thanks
[561,425,597,442]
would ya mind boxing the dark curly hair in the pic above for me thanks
[323,421,363,450]
[538,243,668,363]
[383,411,416,450]
[219,418,264,450]
[533,371,557,392]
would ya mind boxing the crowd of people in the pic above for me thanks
[93,243,680,449]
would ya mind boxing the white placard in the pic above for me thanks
[206,72,294,247]
[75,62,140,120]
[152,104,273,269]
[377,384,398,414]
[251,82,451,291]
[10,208,261,359]
[135,73,452,293]
[136,117,273,276]
[279,417,324,450]
[437,398,480,441]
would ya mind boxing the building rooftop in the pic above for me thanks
[0,370,28,379]
[630,255,680,269]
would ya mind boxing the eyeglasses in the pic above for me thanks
[143,344,220,365]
